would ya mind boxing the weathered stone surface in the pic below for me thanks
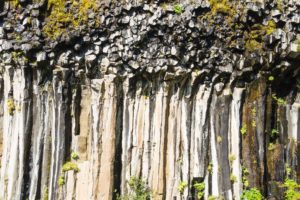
[0,0,299,200]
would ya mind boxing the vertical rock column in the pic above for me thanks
[228,88,244,200]
[242,78,267,191]
[189,84,212,199]
[49,69,72,199]
[29,70,53,200]
[89,75,118,200]
[0,66,32,200]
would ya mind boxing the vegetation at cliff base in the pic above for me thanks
[117,176,151,200]
[241,188,263,200]
[283,179,300,200]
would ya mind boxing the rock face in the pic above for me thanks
[0,0,299,199]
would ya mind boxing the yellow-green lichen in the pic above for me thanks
[193,182,205,199]
[240,124,247,136]
[5,0,19,8]
[228,154,236,164]
[230,174,237,183]
[245,20,276,52]
[62,161,79,172]
[209,0,235,15]
[58,176,65,186]
[71,151,79,160]
[43,0,98,39]
[7,98,15,115]
[177,181,188,194]
[43,186,49,200]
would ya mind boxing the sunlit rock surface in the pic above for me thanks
[0,0,299,199]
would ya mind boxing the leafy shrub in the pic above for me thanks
[71,152,79,160]
[272,94,286,106]
[58,176,65,186]
[241,188,263,200]
[118,176,151,200]
[242,167,249,188]
[240,124,247,136]
[62,162,79,172]
[173,4,184,14]
[193,182,205,199]
[178,181,188,195]
[283,179,300,200]
[271,129,279,138]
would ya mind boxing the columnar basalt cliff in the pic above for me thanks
[0,0,299,199]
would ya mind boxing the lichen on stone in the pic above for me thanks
[43,0,98,39]
[62,161,79,172]
[7,98,15,116]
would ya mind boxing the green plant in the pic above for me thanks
[271,129,279,138]
[285,164,292,176]
[272,94,286,106]
[240,124,247,136]
[230,174,237,183]
[71,152,79,160]
[251,108,257,127]
[43,0,98,39]
[208,163,213,174]
[241,188,263,200]
[118,176,151,200]
[228,154,236,164]
[283,179,300,200]
[58,176,65,186]
[268,143,275,151]
[268,76,275,81]
[173,4,184,14]
[242,167,249,188]
[193,182,205,199]
[178,181,188,195]
[7,98,15,115]
[62,162,79,172]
